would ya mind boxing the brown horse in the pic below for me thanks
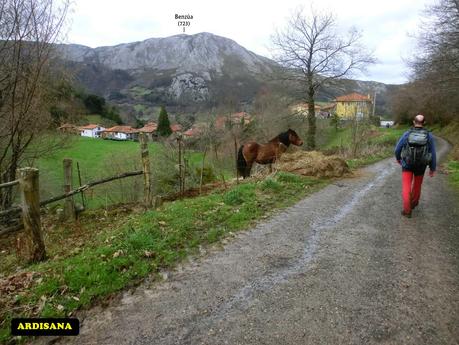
[237,129,304,178]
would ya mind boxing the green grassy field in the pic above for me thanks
[34,136,202,208]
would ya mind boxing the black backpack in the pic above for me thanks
[401,128,432,167]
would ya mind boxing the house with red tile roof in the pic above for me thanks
[101,126,138,140]
[58,123,80,134]
[335,93,373,119]
[170,124,183,133]
[215,112,252,130]
[183,122,211,138]
[137,122,182,140]
[137,122,158,140]
[79,124,105,138]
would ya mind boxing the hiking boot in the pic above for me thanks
[401,210,412,218]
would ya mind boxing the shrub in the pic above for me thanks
[195,166,217,184]
[222,184,255,205]
[260,178,282,191]
[276,172,302,184]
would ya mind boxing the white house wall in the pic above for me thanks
[80,127,105,138]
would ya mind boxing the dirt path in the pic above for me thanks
[52,137,458,345]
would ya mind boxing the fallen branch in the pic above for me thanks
[0,206,21,218]
[0,222,23,237]
[0,180,19,189]
[40,170,143,206]
[0,170,143,220]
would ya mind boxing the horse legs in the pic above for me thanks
[243,163,253,179]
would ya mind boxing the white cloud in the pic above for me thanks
[66,0,433,84]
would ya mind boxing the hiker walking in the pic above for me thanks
[394,114,437,217]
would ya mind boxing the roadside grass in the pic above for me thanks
[0,172,327,342]
[322,127,352,150]
[321,125,407,169]
[323,126,406,151]
[345,149,394,169]
[433,121,459,192]
[447,161,459,189]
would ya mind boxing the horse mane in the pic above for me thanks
[276,130,291,147]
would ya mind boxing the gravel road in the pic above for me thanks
[54,137,458,345]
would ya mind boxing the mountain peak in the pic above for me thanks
[62,32,273,75]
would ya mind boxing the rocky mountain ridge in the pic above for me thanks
[59,32,398,122]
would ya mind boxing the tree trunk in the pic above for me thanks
[0,155,19,210]
[306,86,316,150]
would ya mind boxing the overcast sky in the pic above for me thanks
[66,0,433,84]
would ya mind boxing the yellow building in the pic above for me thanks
[335,93,373,119]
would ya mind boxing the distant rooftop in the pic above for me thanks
[335,93,371,102]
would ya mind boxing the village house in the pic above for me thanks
[320,103,337,118]
[215,112,252,130]
[79,124,105,138]
[183,123,208,138]
[183,113,251,139]
[291,103,323,118]
[58,123,80,134]
[137,122,183,140]
[334,93,373,119]
[101,126,138,140]
[170,123,183,133]
[137,122,158,141]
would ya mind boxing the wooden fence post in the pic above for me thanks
[63,158,76,221]
[139,133,153,207]
[18,168,46,262]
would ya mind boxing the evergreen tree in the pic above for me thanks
[157,106,172,136]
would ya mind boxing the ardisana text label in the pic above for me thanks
[11,318,80,336]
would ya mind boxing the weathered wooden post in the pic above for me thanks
[18,168,46,262]
[139,133,153,207]
[63,158,76,221]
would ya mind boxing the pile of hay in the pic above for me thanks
[275,151,350,178]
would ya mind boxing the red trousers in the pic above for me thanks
[402,171,424,213]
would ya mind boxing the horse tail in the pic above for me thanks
[237,145,248,178]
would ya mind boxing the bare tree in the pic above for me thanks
[252,85,301,140]
[271,6,375,149]
[392,0,459,124]
[0,0,69,209]
[406,0,459,122]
